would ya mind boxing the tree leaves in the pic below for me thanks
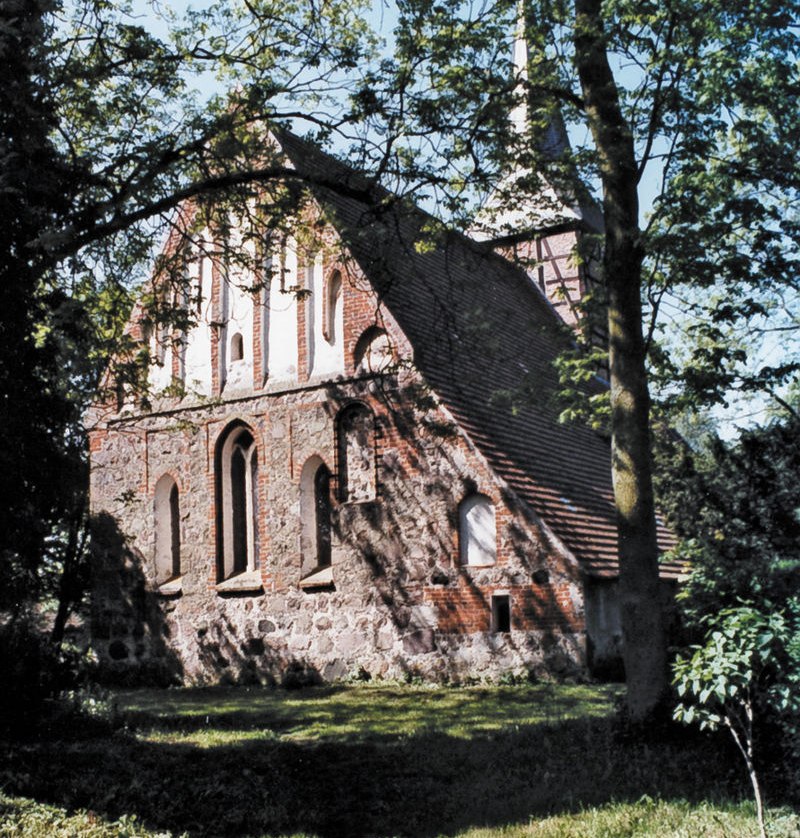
[672,602,800,835]
[654,416,800,626]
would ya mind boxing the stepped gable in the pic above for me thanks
[276,129,679,579]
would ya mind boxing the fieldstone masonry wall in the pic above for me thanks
[89,369,587,685]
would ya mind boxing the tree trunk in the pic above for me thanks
[573,0,667,719]
[726,704,768,838]
[51,494,88,648]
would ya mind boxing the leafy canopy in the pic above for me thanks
[348,0,800,417]
[0,0,378,618]
[654,417,800,625]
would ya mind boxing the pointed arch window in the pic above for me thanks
[337,403,376,503]
[459,494,497,566]
[314,465,332,567]
[154,474,181,586]
[299,457,333,585]
[216,424,260,588]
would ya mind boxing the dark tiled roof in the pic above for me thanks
[278,130,680,579]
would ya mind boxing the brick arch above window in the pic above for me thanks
[214,420,262,591]
[210,414,264,454]
[299,455,334,588]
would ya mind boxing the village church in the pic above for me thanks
[87,36,678,685]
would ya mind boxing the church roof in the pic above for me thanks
[277,130,680,579]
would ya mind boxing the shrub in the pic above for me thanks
[673,602,800,838]
[0,619,87,736]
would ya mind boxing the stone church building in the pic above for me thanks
[87,122,678,685]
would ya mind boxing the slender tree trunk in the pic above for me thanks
[573,0,667,719]
[51,494,88,648]
[726,704,768,838]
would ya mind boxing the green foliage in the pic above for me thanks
[0,620,92,735]
[654,417,800,625]
[117,682,617,743]
[378,0,800,393]
[0,793,185,838]
[460,800,800,838]
[552,343,611,432]
[659,419,800,833]
[0,0,81,616]
[673,604,800,731]
[673,603,800,837]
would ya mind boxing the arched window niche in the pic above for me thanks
[154,474,182,594]
[324,270,343,346]
[230,331,244,362]
[299,456,334,589]
[215,422,262,592]
[336,403,377,503]
[304,252,319,376]
[353,326,393,374]
[459,493,497,567]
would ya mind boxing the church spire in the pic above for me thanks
[509,10,529,136]
[471,5,599,243]
[509,5,571,158]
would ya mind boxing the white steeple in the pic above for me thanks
[509,11,529,136]
[470,6,597,240]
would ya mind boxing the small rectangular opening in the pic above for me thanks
[491,594,511,633]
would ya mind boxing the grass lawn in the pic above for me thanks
[0,683,796,837]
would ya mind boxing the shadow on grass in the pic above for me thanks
[114,684,617,739]
[2,705,749,838]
